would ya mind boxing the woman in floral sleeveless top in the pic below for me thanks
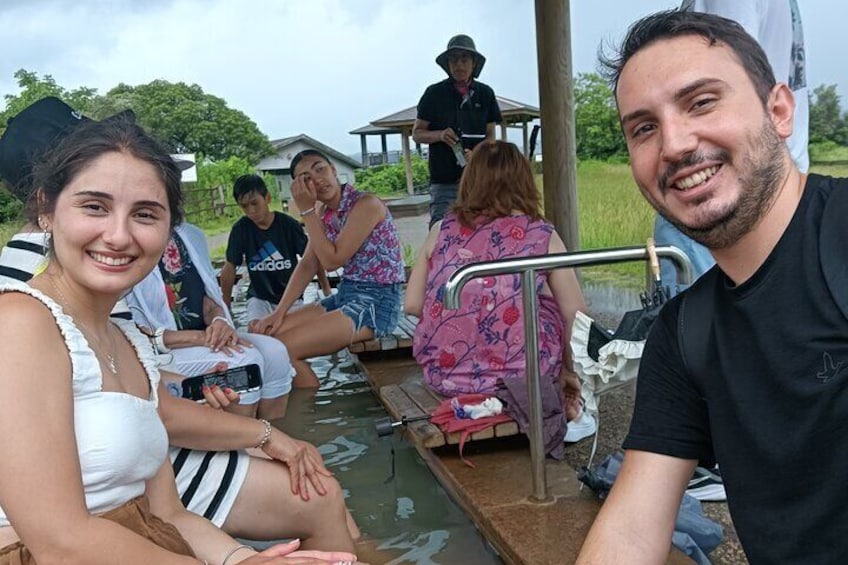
[406,141,591,445]
[251,149,404,387]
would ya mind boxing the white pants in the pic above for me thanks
[164,332,293,404]
[245,296,304,323]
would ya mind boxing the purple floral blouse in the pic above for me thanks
[320,184,405,284]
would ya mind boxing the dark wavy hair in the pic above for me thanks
[233,173,269,201]
[453,140,542,228]
[599,9,776,106]
[30,116,184,228]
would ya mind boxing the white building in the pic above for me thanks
[256,134,362,211]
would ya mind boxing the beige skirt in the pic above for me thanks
[0,496,195,564]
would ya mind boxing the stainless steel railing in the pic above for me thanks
[443,245,693,502]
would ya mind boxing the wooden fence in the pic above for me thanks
[183,185,237,219]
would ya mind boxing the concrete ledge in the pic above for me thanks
[384,195,430,218]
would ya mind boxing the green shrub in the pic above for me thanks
[186,156,277,229]
[0,188,23,223]
[355,156,429,195]
[809,141,848,163]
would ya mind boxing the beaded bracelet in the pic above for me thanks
[254,419,272,450]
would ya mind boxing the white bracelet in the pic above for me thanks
[254,419,272,450]
[299,206,316,217]
[211,315,232,328]
[222,544,254,565]
[153,327,170,354]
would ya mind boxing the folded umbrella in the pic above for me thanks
[571,238,670,416]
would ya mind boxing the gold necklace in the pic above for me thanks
[47,273,119,376]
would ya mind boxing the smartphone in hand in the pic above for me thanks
[181,364,263,401]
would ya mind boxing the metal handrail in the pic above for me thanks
[443,245,693,502]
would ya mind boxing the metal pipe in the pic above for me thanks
[445,246,691,310]
[521,269,549,502]
[442,245,693,501]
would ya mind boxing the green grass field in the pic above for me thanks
[570,160,655,288]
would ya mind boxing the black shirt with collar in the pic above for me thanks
[417,78,501,184]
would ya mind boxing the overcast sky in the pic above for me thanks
[1,0,844,156]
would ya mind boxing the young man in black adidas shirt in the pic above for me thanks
[221,174,329,322]
[578,10,848,564]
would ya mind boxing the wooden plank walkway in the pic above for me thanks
[378,377,520,448]
[354,354,691,565]
[347,312,419,354]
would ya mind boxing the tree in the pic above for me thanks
[1,70,274,163]
[0,69,97,134]
[808,84,848,145]
[102,80,274,162]
[573,72,627,160]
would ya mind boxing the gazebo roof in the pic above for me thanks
[350,95,540,134]
[348,123,401,135]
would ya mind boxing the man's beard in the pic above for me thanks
[656,117,786,250]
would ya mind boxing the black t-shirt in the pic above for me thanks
[417,78,502,184]
[225,212,308,304]
[625,174,848,563]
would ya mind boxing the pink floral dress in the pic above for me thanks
[413,213,565,396]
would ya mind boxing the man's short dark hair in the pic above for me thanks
[599,9,776,106]
[233,173,268,201]
[289,149,330,179]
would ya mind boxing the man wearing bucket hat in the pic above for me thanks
[413,34,502,227]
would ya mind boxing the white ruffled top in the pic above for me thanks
[0,281,168,526]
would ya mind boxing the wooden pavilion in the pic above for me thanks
[350,97,541,195]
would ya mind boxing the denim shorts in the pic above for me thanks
[320,280,402,338]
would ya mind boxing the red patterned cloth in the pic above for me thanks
[430,393,512,467]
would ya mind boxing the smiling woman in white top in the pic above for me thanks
[0,116,356,564]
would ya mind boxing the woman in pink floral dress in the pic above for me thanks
[406,141,593,447]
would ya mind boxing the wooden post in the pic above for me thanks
[360,135,368,166]
[380,134,388,164]
[216,184,226,216]
[535,0,579,251]
[522,121,530,157]
[401,127,414,195]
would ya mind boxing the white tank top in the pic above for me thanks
[0,282,168,526]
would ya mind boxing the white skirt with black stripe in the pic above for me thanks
[170,447,250,527]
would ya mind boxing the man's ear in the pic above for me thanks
[264,192,271,205]
[767,83,796,140]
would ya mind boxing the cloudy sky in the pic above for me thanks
[1,0,843,156]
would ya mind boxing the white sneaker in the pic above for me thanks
[564,411,597,443]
